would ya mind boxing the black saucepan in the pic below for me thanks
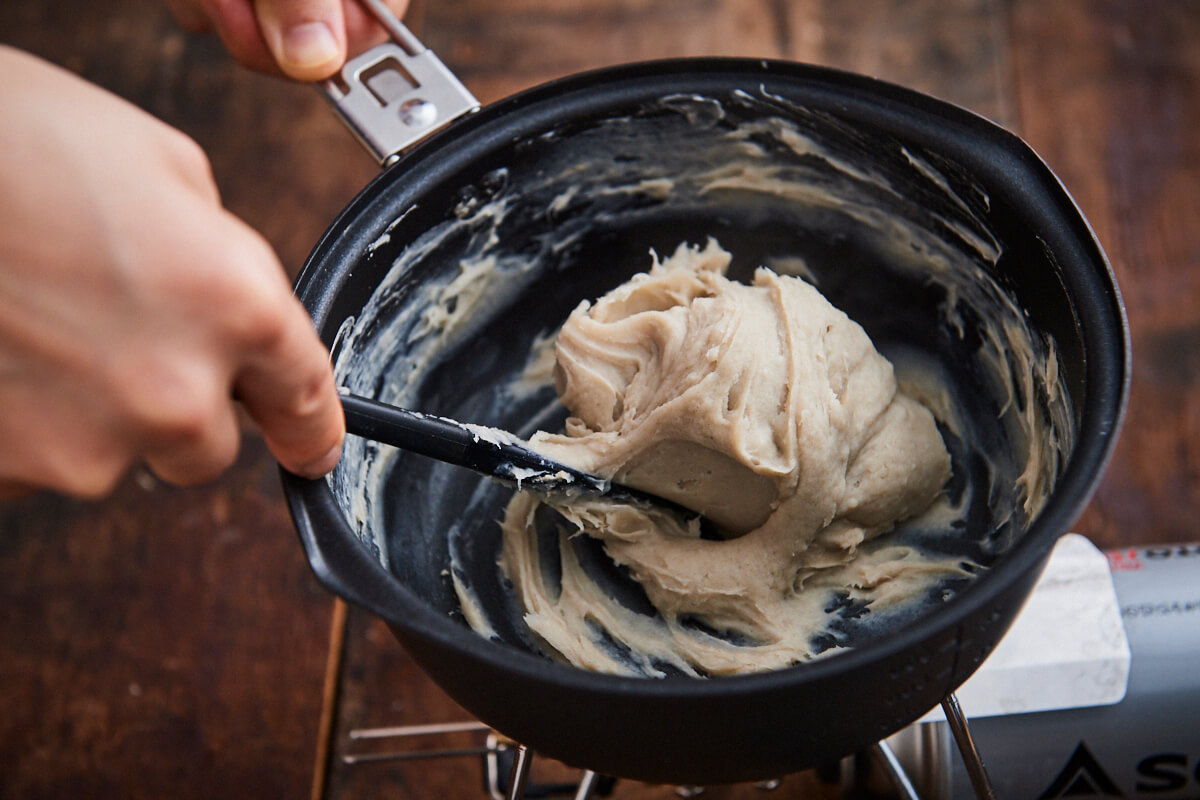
[282,57,1128,785]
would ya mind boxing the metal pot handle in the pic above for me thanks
[320,0,479,166]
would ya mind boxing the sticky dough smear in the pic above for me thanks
[496,240,964,677]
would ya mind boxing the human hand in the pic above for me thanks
[165,0,411,81]
[0,47,345,497]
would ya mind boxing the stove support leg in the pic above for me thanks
[505,744,533,800]
[940,692,997,800]
[872,740,921,800]
[573,770,600,800]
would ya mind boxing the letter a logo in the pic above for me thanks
[1038,741,1124,798]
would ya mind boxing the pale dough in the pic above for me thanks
[498,240,960,677]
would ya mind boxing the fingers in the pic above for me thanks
[167,0,411,80]
[208,233,344,478]
[162,216,346,481]
[232,295,346,478]
[187,0,281,75]
[127,231,345,484]
[253,0,347,81]
[140,374,244,487]
[120,137,345,483]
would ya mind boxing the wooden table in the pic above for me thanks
[2,1,1197,798]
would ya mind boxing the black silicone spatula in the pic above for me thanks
[339,392,691,516]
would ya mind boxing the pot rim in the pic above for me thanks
[284,56,1130,702]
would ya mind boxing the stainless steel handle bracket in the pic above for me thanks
[320,0,479,166]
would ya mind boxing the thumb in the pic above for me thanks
[253,0,347,81]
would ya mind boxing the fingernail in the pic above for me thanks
[281,21,339,73]
[295,441,343,479]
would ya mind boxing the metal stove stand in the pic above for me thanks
[338,692,996,800]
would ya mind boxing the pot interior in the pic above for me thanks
[313,66,1103,677]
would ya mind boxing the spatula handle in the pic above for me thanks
[339,393,610,493]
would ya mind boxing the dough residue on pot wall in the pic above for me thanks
[326,90,1071,678]
[496,240,965,677]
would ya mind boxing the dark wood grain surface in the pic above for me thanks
[1,1,1197,798]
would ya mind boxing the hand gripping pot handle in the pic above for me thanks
[320,0,479,165]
